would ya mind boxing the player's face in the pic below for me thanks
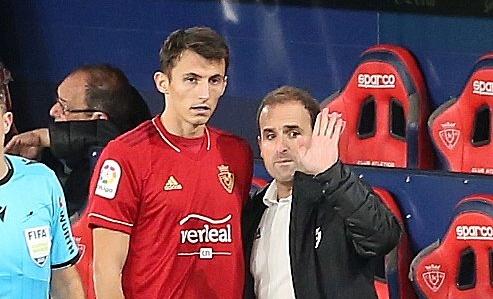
[258,101,313,183]
[154,50,227,128]
[50,72,94,122]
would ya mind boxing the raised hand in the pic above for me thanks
[297,108,344,175]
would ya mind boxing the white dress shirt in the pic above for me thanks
[250,181,296,299]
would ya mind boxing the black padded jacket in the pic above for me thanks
[243,161,401,299]
[46,120,121,216]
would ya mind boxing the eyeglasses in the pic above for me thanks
[55,97,103,115]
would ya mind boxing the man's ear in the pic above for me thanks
[154,71,169,95]
[257,135,263,159]
[2,112,13,134]
[90,112,108,120]
[220,75,228,96]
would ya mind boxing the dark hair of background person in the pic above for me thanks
[74,64,152,132]
[159,26,230,79]
[256,85,321,134]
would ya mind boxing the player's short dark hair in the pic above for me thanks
[256,86,320,133]
[73,64,151,132]
[159,26,229,79]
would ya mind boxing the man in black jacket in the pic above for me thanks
[243,86,401,299]
[5,64,151,217]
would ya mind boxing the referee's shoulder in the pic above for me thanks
[6,154,57,179]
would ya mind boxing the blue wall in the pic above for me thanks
[3,0,493,157]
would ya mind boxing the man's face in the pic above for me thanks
[154,50,227,127]
[49,72,93,122]
[258,101,313,183]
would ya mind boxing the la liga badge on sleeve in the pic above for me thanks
[95,159,122,199]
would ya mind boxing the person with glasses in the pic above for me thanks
[5,64,151,216]
[0,72,85,298]
[86,27,253,299]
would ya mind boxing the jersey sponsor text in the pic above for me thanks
[178,214,233,259]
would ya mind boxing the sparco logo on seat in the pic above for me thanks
[472,80,493,96]
[456,225,493,240]
[357,73,396,89]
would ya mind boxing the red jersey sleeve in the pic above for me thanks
[87,141,141,234]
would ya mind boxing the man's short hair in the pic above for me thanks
[159,26,229,78]
[73,64,151,132]
[256,86,321,133]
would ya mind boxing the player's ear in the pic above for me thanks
[219,75,228,96]
[154,71,170,95]
[2,111,13,134]
[257,135,264,159]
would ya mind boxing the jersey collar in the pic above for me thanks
[0,156,13,186]
[151,116,211,153]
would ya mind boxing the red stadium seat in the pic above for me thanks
[373,187,417,299]
[322,44,433,169]
[428,53,493,175]
[410,194,493,298]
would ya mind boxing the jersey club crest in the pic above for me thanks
[217,165,234,194]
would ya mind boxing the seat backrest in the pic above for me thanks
[429,53,493,175]
[373,187,417,299]
[410,194,493,298]
[322,44,433,169]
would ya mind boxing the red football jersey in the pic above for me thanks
[87,116,253,299]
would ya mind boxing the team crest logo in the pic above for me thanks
[95,159,121,199]
[217,165,234,194]
[438,122,460,150]
[422,264,445,292]
[24,226,51,267]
